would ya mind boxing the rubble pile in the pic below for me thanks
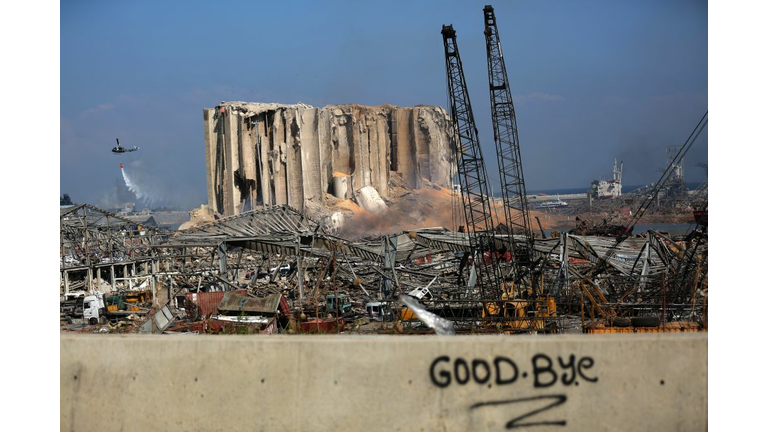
[61,203,708,335]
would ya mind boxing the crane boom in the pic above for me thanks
[442,24,503,301]
[483,5,535,279]
[588,111,708,280]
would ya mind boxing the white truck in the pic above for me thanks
[62,291,151,326]
[81,293,108,325]
[61,292,109,325]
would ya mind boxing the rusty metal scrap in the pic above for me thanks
[61,201,706,334]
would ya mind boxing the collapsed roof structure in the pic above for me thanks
[61,202,707,333]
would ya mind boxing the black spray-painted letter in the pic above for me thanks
[532,354,558,388]
[430,356,451,388]
[470,394,567,429]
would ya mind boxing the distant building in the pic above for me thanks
[151,211,191,231]
[659,147,688,198]
[123,212,190,231]
[591,159,623,199]
[109,202,135,215]
[123,215,157,227]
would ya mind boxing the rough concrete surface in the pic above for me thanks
[204,102,454,216]
[354,185,388,215]
[61,333,706,431]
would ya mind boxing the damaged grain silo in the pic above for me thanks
[203,102,455,216]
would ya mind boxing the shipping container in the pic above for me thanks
[184,290,248,319]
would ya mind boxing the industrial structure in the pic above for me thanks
[60,204,166,296]
[660,146,688,198]
[58,5,710,432]
[591,159,624,199]
[61,6,707,337]
[483,5,536,282]
[442,23,504,315]
[203,103,455,216]
[60,199,708,334]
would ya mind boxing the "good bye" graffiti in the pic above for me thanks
[429,353,598,389]
[428,353,598,429]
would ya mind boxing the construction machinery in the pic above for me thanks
[586,112,707,281]
[442,24,504,317]
[482,6,558,332]
[577,112,709,332]
[442,19,558,333]
[483,5,536,284]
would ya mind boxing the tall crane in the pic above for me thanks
[442,24,503,304]
[613,112,707,252]
[483,5,535,281]
[580,112,708,318]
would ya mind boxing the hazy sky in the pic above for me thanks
[60,0,707,209]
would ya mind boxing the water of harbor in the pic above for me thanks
[545,223,697,237]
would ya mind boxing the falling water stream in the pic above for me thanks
[121,167,159,205]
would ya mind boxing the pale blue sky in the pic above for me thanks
[60,0,707,208]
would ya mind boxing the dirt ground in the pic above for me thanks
[327,175,693,239]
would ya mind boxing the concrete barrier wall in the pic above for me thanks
[61,333,706,432]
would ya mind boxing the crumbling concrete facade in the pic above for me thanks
[204,102,455,215]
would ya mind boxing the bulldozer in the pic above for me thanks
[482,278,558,334]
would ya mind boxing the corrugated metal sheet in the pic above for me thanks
[137,304,176,334]
[260,317,279,334]
[413,231,470,252]
[185,290,248,319]
[279,295,291,315]
[172,205,321,242]
[217,292,282,315]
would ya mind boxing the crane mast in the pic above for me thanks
[441,24,503,302]
[483,5,535,279]
[588,111,708,280]
[577,112,708,325]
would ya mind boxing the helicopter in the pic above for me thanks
[111,138,139,154]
